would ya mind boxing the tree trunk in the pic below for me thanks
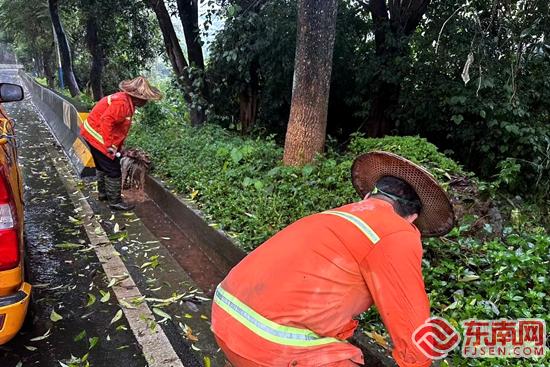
[147,0,205,126]
[86,14,104,101]
[363,0,429,137]
[283,0,339,166]
[175,0,204,69]
[48,0,80,96]
[366,81,400,137]
[239,58,259,134]
[42,48,55,88]
[176,0,209,122]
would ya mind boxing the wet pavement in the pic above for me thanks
[0,69,226,366]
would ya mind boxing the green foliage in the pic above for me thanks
[348,134,466,183]
[396,0,550,197]
[128,97,549,366]
[127,117,355,249]
[1,0,161,98]
[208,0,370,135]
[208,0,548,200]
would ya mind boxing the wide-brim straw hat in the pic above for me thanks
[119,76,162,101]
[351,151,455,237]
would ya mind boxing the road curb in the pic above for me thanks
[47,146,185,367]
[144,175,246,274]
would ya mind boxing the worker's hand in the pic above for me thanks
[107,146,117,157]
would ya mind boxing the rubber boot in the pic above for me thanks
[97,171,108,201]
[105,176,135,211]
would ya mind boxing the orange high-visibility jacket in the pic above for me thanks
[80,92,135,158]
[212,198,432,367]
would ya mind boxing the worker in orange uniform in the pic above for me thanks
[80,76,162,210]
[211,151,455,367]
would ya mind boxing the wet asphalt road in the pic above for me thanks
[0,70,224,366]
[0,69,147,366]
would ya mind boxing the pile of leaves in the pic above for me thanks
[126,115,548,367]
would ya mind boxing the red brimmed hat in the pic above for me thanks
[351,151,455,237]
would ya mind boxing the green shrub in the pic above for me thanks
[126,112,549,367]
[348,134,467,183]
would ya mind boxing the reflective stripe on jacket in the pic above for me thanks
[80,92,135,158]
[211,198,431,367]
[214,285,343,347]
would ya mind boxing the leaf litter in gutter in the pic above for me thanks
[30,328,52,341]
[50,309,63,322]
[110,309,123,325]
[152,308,172,321]
[74,330,87,342]
[100,290,111,303]
[86,293,96,307]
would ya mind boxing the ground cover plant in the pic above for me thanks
[127,99,549,367]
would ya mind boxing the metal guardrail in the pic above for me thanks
[18,70,95,176]
[0,64,24,69]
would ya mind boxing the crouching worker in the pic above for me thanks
[80,76,162,210]
[211,151,456,367]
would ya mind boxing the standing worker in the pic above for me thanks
[211,151,455,367]
[80,76,162,210]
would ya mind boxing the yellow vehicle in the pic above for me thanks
[0,82,31,345]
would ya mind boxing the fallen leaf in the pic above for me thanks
[74,330,87,342]
[365,331,388,349]
[181,323,199,342]
[100,290,111,303]
[30,328,51,341]
[459,274,480,282]
[86,293,96,307]
[119,300,136,309]
[152,308,172,321]
[50,309,63,322]
[110,309,123,325]
[88,336,99,350]
[55,242,83,250]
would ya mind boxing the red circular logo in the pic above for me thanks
[412,317,461,359]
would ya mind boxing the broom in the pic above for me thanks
[120,148,152,197]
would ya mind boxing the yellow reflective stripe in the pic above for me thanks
[83,119,104,144]
[214,286,344,347]
[323,210,380,244]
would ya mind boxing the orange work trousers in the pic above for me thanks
[216,336,360,367]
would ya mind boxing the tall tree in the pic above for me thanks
[175,0,209,122]
[360,0,429,137]
[85,12,104,100]
[175,0,204,69]
[0,0,56,87]
[283,0,338,166]
[48,0,80,96]
[147,0,205,126]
